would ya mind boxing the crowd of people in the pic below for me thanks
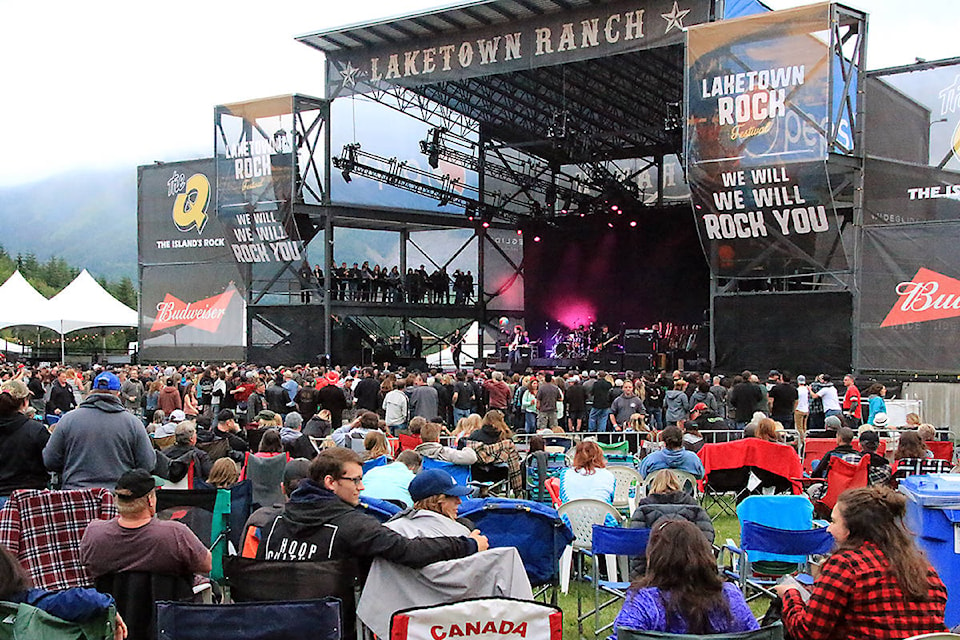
[0,358,955,639]
[298,262,476,305]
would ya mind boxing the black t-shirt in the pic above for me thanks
[769,383,799,418]
[729,382,762,423]
[591,379,613,409]
[354,378,381,412]
[453,382,474,409]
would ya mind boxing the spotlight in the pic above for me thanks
[611,205,619,212]
[533,236,541,242]
[482,221,490,228]
[516,229,522,236]
[607,222,614,228]
[630,220,637,227]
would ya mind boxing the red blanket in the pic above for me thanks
[698,439,803,493]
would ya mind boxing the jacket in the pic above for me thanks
[638,447,704,479]
[630,491,714,575]
[45,380,76,415]
[0,412,50,496]
[162,443,213,481]
[157,386,182,415]
[414,441,478,466]
[256,480,477,584]
[42,393,156,489]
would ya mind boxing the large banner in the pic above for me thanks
[140,264,246,362]
[685,4,850,278]
[859,223,960,373]
[138,160,232,266]
[864,61,960,225]
[483,229,524,312]
[314,0,711,98]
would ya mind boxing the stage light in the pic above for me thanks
[482,221,490,228]
[607,222,614,228]
[516,229,522,235]
[560,209,567,215]
[630,220,637,227]
[533,236,541,242]
[611,205,619,212]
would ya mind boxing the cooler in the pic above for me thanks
[900,474,960,628]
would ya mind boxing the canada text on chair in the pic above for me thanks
[390,597,562,640]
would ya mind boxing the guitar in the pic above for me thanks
[592,335,619,353]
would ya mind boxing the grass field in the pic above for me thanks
[554,508,757,638]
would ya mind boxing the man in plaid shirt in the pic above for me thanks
[775,486,947,639]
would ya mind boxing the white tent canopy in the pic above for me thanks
[39,269,137,334]
[0,270,61,331]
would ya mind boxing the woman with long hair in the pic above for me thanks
[558,440,616,504]
[613,519,757,635]
[777,486,947,639]
[182,382,199,418]
[865,383,887,427]
[464,410,522,494]
[521,378,539,434]
[363,430,392,462]
[206,458,239,489]
[895,430,928,460]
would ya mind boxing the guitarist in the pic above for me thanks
[507,325,529,371]
[593,324,618,353]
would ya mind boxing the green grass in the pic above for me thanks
[554,508,750,639]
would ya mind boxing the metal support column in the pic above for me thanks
[477,128,488,362]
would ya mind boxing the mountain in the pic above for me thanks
[0,168,138,281]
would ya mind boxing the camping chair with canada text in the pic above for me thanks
[390,597,562,640]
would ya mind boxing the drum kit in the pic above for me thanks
[550,325,596,359]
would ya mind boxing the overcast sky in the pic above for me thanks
[0,0,955,187]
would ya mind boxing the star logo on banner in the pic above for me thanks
[661,1,691,33]
[339,61,361,89]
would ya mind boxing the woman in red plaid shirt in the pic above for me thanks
[775,485,947,639]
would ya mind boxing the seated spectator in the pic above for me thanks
[559,440,616,504]
[387,469,475,536]
[892,431,949,482]
[80,470,212,579]
[464,411,523,494]
[450,414,481,443]
[146,410,165,435]
[918,424,938,458]
[241,458,311,557]
[212,409,250,455]
[682,420,704,453]
[280,412,317,459]
[363,430,393,463]
[754,417,779,442]
[154,409,186,439]
[904,412,921,429]
[638,426,705,479]
[361,451,422,508]
[775,485,948,638]
[858,430,892,486]
[206,458,240,489]
[0,546,126,637]
[612,519,758,635]
[415,421,478,466]
[303,409,333,439]
[257,430,285,456]
[0,379,50,504]
[332,411,378,449]
[812,427,860,479]
[162,421,213,481]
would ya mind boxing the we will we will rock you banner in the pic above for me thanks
[685,3,849,278]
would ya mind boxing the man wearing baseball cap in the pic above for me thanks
[43,371,156,489]
[80,469,210,578]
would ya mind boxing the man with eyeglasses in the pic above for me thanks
[255,447,487,570]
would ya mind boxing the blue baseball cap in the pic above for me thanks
[409,469,473,502]
[93,371,121,391]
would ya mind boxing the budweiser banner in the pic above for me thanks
[138,159,233,266]
[859,223,960,372]
[140,264,246,362]
[311,0,711,98]
[685,4,849,278]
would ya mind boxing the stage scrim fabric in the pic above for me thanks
[685,4,849,278]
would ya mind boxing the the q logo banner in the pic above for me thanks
[168,171,210,234]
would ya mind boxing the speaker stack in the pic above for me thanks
[622,329,656,372]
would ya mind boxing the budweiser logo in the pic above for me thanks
[880,268,960,327]
[151,288,235,333]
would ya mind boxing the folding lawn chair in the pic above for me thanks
[357,496,402,523]
[581,525,650,639]
[390,597,562,640]
[557,499,623,595]
[616,622,784,640]
[608,465,643,515]
[156,598,342,640]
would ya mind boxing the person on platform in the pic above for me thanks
[775,485,947,639]
[842,374,862,428]
[450,328,465,370]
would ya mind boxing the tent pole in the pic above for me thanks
[60,322,65,364]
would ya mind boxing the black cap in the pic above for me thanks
[115,469,157,499]
[859,429,879,444]
[217,408,235,422]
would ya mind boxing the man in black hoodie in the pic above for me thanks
[255,447,487,576]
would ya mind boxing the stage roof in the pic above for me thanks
[299,0,732,164]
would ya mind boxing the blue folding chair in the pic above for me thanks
[722,521,833,602]
[156,598,342,639]
[421,457,472,486]
[582,525,651,639]
[458,498,574,604]
[357,496,402,523]
[361,455,390,474]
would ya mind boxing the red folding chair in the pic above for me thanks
[816,455,869,516]
[927,441,954,462]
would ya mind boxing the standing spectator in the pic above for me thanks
[281,370,299,410]
[521,378,539,434]
[664,379,691,427]
[535,373,561,431]
[708,376,727,420]
[794,375,810,437]
[0,380,50,504]
[246,380,267,427]
[354,368,381,413]
[120,368,144,416]
[728,372,762,429]
[588,371,613,432]
[644,373,665,431]
[564,375,587,432]
[768,373,798,430]
[43,372,156,489]
[811,374,842,421]
[383,379,409,436]
[609,380,645,431]
[46,370,76,417]
[318,372,348,429]
[865,383,888,427]
[842,374,862,428]
[158,377,182,418]
[451,372,475,426]
[197,367,216,417]
[483,371,511,412]
[409,374,439,421]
